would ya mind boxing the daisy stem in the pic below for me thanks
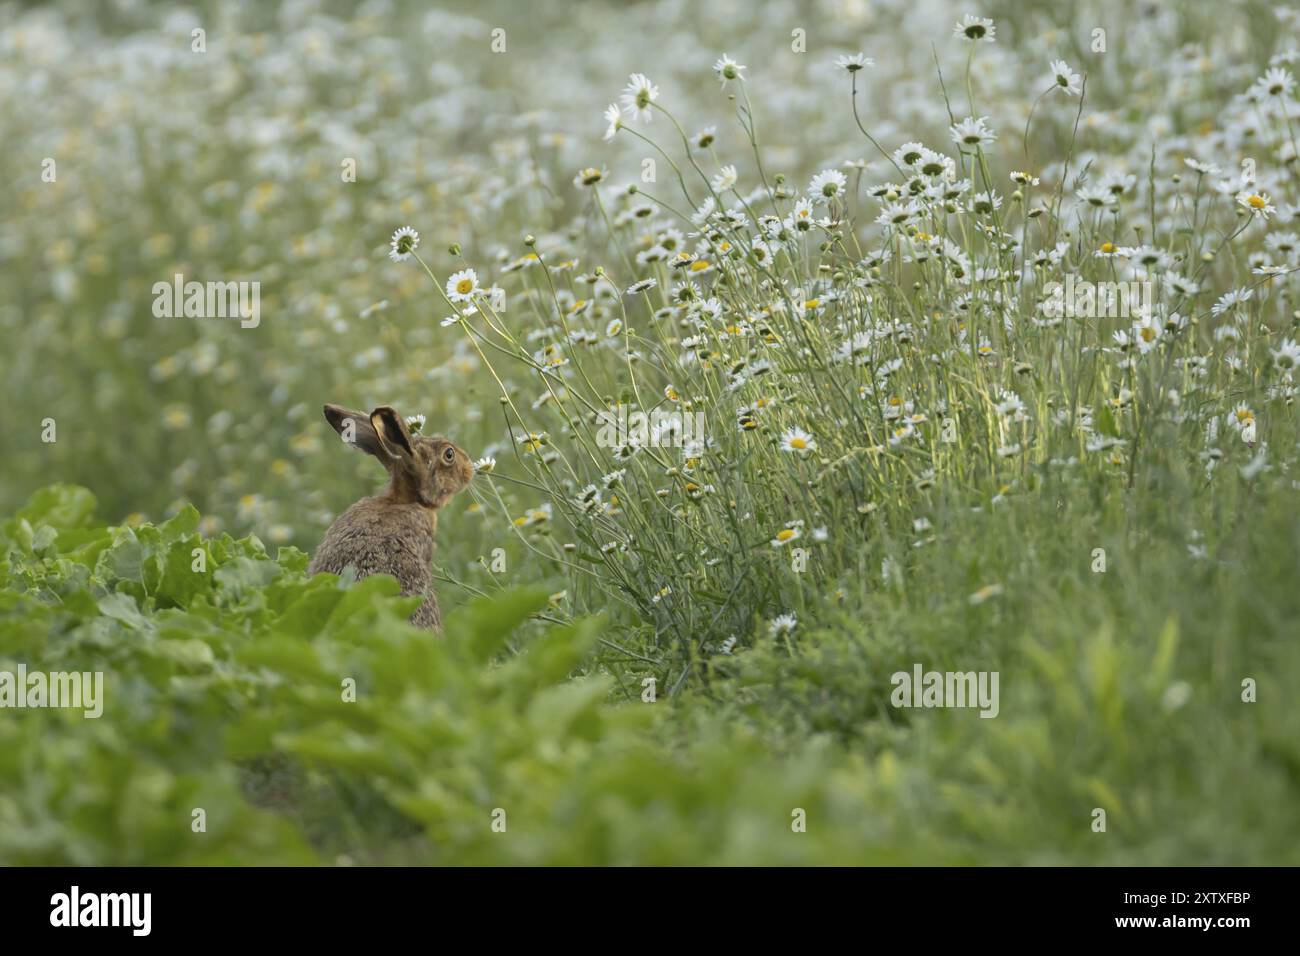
[850,72,904,177]
[593,187,637,277]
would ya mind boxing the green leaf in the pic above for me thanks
[95,528,145,586]
[445,587,549,664]
[1096,403,1120,437]
[273,581,347,637]
[17,485,98,530]
[97,591,150,631]
[156,537,211,608]
[214,556,283,595]
[158,505,200,541]
[275,547,309,573]
[527,676,612,738]
[151,638,215,668]
[53,526,113,566]
[500,615,601,688]
[1149,615,1179,688]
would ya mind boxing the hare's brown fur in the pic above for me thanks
[307,404,473,630]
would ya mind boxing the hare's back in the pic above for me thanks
[308,497,435,591]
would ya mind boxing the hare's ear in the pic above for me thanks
[369,406,417,465]
[323,404,388,460]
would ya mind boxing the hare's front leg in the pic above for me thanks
[409,588,442,631]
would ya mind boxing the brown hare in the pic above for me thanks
[308,404,473,630]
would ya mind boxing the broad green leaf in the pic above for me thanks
[444,587,549,664]
[17,485,98,530]
[97,591,150,631]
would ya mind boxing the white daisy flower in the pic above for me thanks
[574,167,606,187]
[950,116,997,147]
[690,196,717,225]
[713,54,746,87]
[808,168,848,203]
[602,103,622,141]
[1076,185,1116,208]
[995,390,1026,418]
[1253,66,1295,98]
[780,426,816,455]
[1272,338,1300,371]
[575,485,602,513]
[789,197,815,227]
[770,526,802,547]
[621,73,659,123]
[446,268,480,302]
[1236,191,1276,218]
[768,614,798,637]
[1211,287,1252,316]
[835,53,874,73]
[1048,59,1082,96]
[389,226,419,262]
[953,15,995,43]
[1183,158,1221,176]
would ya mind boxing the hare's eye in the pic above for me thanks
[442,447,456,463]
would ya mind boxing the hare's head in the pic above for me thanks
[323,404,473,508]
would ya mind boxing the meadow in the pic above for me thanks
[1,0,1298,864]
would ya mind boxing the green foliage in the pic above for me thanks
[0,487,858,864]
[2,486,1297,864]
